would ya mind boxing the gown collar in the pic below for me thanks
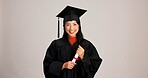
[68,37,77,45]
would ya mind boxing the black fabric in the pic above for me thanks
[57,6,86,25]
[43,38,102,78]
[56,6,87,20]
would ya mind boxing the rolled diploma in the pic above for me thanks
[72,53,79,63]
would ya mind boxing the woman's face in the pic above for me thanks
[65,20,79,37]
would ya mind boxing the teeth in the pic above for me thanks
[69,30,75,33]
[69,31,75,34]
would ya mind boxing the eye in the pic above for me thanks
[65,23,70,26]
[73,23,77,26]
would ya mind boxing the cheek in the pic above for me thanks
[65,26,69,32]
[75,26,79,31]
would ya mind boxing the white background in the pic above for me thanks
[0,0,148,78]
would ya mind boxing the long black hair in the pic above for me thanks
[62,20,84,45]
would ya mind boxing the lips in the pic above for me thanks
[69,30,75,34]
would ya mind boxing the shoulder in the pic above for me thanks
[81,39,99,55]
[81,38,95,47]
[50,38,66,46]
[81,38,93,45]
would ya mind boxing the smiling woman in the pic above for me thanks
[65,20,79,37]
[43,6,102,78]
[1,0,148,78]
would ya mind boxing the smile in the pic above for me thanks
[69,30,76,34]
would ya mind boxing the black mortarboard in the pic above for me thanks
[56,6,87,38]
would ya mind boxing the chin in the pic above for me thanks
[69,34,76,37]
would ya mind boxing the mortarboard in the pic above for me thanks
[56,6,87,38]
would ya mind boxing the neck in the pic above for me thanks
[68,36,77,45]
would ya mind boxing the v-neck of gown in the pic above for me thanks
[68,37,77,46]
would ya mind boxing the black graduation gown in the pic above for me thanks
[43,38,102,78]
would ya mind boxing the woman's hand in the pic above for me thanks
[62,61,76,70]
[76,45,85,60]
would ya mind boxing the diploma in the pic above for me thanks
[72,53,79,63]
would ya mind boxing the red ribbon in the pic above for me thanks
[73,57,80,60]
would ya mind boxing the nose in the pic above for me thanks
[70,24,74,30]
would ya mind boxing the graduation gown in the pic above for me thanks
[43,38,102,78]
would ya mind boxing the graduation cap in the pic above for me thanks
[56,6,87,38]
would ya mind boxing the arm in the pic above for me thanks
[82,42,102,78]
[43,41,63,78]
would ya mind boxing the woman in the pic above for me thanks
[43,6,102,78]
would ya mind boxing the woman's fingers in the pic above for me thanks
[64,61,76,69]
[76,45,85,59]
[78,45,84,52]
[78,45,84,50]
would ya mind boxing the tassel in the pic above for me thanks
[58,17,60,38]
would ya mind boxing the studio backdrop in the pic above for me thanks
[0,0,148,78]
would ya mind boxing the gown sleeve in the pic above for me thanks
[43,40,63,78]
[82,41,102,78]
